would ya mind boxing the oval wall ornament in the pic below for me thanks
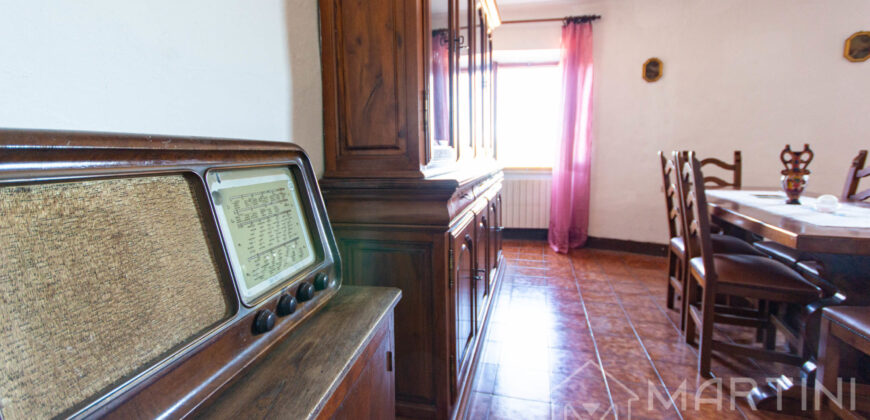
[643,57,663,82]
[845,31,870,62]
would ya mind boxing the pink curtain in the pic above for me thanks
[549,20,594,253]
[432,29,451,145]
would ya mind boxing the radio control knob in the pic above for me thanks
[277,294,297,316]
[297,282,315,302]
[254,310,276,334]
[314,273,329,291]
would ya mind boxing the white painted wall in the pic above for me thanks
[494,0,870,244]
[0,0,324,175]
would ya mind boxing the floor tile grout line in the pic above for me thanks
[618,255,767,420]
[590,256,689,420]
[478,257,557,416]
[599,251,785,419]
[567,253,624,419]
[497,246,800,419]
[641,257,778,419]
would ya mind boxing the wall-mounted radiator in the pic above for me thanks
[502,169,552,229]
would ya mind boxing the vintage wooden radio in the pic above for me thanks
[0,130,348,418]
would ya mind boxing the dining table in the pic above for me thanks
[707,189,870,256]
[705,188,870,414]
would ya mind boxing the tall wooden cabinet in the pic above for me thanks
[318,0,503,418]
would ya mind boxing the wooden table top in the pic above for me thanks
[194,285,402,419]
[707,189,870,255]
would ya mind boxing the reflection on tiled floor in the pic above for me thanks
[469,240,802,420]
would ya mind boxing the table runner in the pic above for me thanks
[707,190,870,228]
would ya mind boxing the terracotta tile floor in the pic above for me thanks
[468,240,803,420]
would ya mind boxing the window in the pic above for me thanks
[495,60,562,168]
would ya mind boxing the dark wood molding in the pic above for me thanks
[321,171,503,226]
[586,237,668,257]
[503,228,548,241]
[504,229,668,257]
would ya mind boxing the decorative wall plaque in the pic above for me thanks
[845,31,870,62]
[643,58,663,82]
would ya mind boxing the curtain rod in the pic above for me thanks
[500,15,601,25]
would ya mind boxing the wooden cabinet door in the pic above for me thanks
[319,0,422,177]
[488,197,499,285]
[496,192,504,259]
[474,209,489,330]
[327,315,396,420]
[449,215,475,400]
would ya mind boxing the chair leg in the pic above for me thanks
[698,282,717,378]
[684,275,697,345]
[764,302,779,351]
[678,256,688,332]
[815,317,839,420]
[666,249,676,310]
[756,300,767,343]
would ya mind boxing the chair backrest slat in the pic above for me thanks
[673,151,699,260]
[699,151,742,189]
[658,151,682,240]
[842,150,870,202]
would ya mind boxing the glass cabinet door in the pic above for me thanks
[427,0,453,164]
[473,6,484,157]
[489,37,496,160]
[479,12,491,159]
[456,0,473,159]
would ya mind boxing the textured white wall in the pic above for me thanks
[495,0,870,243]
[0,0,324,175]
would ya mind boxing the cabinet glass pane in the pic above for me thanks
[429,0,452,161]
[480,15,491,157]
[489,39,496,158]
[474,8,484,156]
[457,0,472,152]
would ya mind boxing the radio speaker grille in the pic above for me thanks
[0,175,231,419]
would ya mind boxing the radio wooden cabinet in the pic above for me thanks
[0,129,403,420]
[318,0,503,418]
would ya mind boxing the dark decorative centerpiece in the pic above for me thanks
[780,144,814,204]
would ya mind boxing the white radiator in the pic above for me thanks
[502,169,552,229]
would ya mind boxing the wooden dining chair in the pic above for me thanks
[680,151,824,377]
[660,151,764,332]
[842,150,869,202]
[701,151,742,189]
[816,306,870,419]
